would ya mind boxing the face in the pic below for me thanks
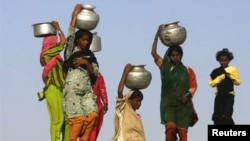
[129,97,143,110]
[76,34,91,50]
[218,55,229,68]
[170,50,181,65]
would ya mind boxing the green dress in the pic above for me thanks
[160,50,193,129]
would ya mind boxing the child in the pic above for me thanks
[209,48,241,125]
[111,64,146,141]
[62,4,99,141]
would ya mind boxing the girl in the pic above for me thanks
[63,4,99,141]
[111,64,146,141]
[209,48,241,125]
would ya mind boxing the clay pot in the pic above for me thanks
[76,4,100,30]
[159,21,187,47]
[125,65,152,90]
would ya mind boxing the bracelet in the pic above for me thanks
[57,30,62,34]
[185,92,192,99]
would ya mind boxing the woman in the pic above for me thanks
[89,72,108,141]
[151,25,198,141]
[209,48,241,125]
[37,21,69,141]
[63,4,99,141]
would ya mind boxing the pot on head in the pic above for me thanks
[125,65,152,90]
[76,4,100,30]
[32,22,57,37]
[159,21,187,47]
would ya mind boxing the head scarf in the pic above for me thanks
[125,90,135,102]
[40,35,62,82]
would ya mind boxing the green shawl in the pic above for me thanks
[160,49,191,125]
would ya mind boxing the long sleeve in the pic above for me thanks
[64,25,76,60]
[225,66,241,85]
[98,73,108,104]
[187,67,198,95]
[93,73,108,105]
[209,74,225,87]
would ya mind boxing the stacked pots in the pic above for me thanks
[159,21,187,47]
[125,65,152,90]
[76,4,101,52]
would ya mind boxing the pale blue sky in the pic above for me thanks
[1,0,250,141]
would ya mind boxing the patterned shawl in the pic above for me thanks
[40,35,62,82]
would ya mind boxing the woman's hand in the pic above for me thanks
[73,57,89,67]
[51,21,59,29]
[74,4,83,15]
[178,95,188,104]
[103,103,108,114]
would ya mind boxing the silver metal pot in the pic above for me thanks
[90,32,101,52]
[159,21,187,47]
[125,65,152,90]
[32,22,56,37]
[76,4,100,30]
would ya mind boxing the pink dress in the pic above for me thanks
[79,72,108,141]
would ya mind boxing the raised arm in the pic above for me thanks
[117,64,133,99]
[70,4,82,27]
[51,21,65,46]
[151,25,164,68]
[64,4,83,60]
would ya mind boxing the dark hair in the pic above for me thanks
[129,89,143,100]
[216,48,234,61]
[167,45,183,58]
[74,29,93,48]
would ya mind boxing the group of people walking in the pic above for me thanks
[36,4,241,141]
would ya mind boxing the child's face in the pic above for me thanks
[76,34,91,50]
[129,97,143,110]
[219,55,230,68]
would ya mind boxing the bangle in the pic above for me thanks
[185,92,192,99]
[57,30,62,34]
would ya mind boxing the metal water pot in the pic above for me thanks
[125,65,152,90]
[76,4,100,30]
[90,32,101,52]
[159,21,187,47]
[32,22,56,37]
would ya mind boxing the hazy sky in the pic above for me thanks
[1,0,250,141]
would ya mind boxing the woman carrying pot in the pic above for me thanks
[62,4,99,141]
[151,25,198,141]
[37,20,70,141]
